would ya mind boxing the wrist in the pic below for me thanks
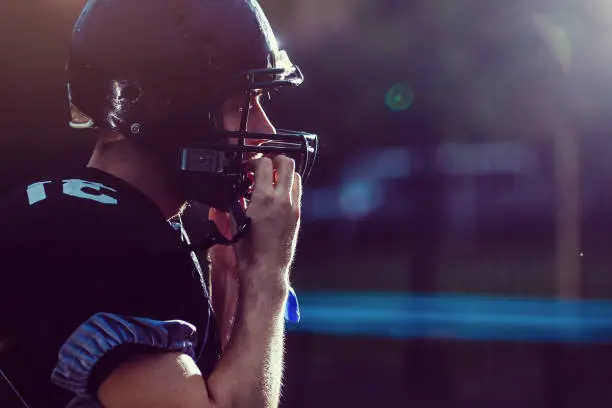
[239,264,289,306]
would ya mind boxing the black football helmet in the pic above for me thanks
[67,0,318,247]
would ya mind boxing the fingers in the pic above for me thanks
[245,155,296,197]
[291,172,302,210]
[244,157,274,197]
[234,155,302,280]
[272,155,296,196]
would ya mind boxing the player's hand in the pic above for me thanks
[233,154,302,293]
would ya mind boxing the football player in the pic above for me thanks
[0,0,318,407]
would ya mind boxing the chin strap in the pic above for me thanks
[188,198,251,251]
[188,199,300,323]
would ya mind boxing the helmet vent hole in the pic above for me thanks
[122,85,142,103]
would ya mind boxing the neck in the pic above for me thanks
[87,138,185,220]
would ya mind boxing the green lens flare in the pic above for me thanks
[385,83,414,111]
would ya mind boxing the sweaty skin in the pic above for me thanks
[93,92,301,408]
[99,156,301,408]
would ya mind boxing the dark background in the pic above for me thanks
[4,0,612,406]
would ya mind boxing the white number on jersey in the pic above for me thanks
[26,179,118,206]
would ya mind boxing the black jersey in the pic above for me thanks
[0,167,221,407]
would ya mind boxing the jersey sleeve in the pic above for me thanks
[0,188,217,405]
[51,313,197,399]
[50,243,212,398]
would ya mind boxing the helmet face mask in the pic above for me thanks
[178,58,318,210]
[67,0,318,213]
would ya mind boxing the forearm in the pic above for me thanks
[211,268,239,350]
[207,272,288,408]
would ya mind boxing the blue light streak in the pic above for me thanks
[287,292,612,343]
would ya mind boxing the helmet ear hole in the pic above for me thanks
[122,85,142,103]
[112,80,142,104]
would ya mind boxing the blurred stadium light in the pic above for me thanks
[386,83,415,111]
